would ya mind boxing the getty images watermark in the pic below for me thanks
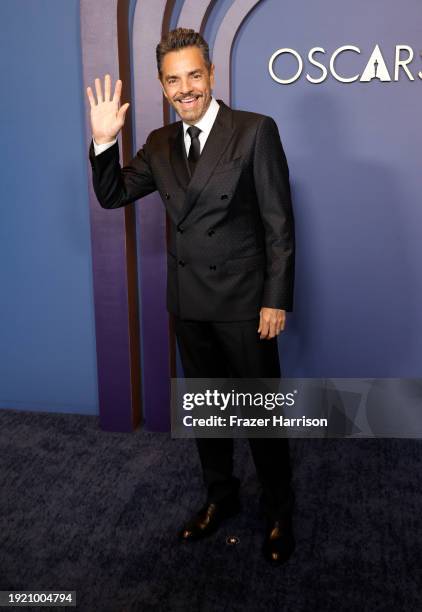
[170,378,422,438]
[181,388,327,430]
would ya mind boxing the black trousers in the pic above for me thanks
[174,316,294,520]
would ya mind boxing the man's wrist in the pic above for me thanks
[93,137,117,156]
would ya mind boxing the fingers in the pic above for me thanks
[86,86,96,108]
[87,75,122,107]
[112,78,122,104]
[258,309,286,339]
[260,324,270,340]
[269,318,278,338]
[104,73,111,101]
[117,102,130,124]
[273,315,285,337]
[94,77,103,104]
[258,312,270,340]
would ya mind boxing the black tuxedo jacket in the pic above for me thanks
[89,100,295,321]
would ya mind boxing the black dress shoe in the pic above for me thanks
[262,515,295,565]
[179,498,241,541]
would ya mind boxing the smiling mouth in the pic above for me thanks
[177,95,201,106]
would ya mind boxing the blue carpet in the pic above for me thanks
[0,408,421,611]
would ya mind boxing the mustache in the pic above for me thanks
[174,93,202,102]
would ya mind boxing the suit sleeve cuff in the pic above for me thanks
[92,137,117,156]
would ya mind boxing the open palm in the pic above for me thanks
[86,74,130,144]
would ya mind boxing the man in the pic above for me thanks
[87,28,295,565]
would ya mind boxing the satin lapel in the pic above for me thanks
[177,101,235,225]
[169,122,190,191]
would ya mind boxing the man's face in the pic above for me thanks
[159,46,215,124]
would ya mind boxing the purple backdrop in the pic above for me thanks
[81,0,422,432]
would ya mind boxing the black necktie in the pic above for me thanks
[187,125,201,175]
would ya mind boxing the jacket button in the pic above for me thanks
[208,229,215,236]
[165,192,170,199]
[221,194,228,200]
[177,226,184,233]
[209,264,216,271]
[178,259,186,267]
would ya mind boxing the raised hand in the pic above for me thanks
[86,74,130,144]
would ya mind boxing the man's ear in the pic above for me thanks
[158,74,169,100]
[209,63,215,89]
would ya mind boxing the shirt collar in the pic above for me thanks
[182,96,220,137]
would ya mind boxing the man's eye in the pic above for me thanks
[193,74,201,79]
[168,79,176,84]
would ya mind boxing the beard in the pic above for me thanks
[172,91,210,123]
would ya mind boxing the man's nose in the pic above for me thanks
[179,79,192,94]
